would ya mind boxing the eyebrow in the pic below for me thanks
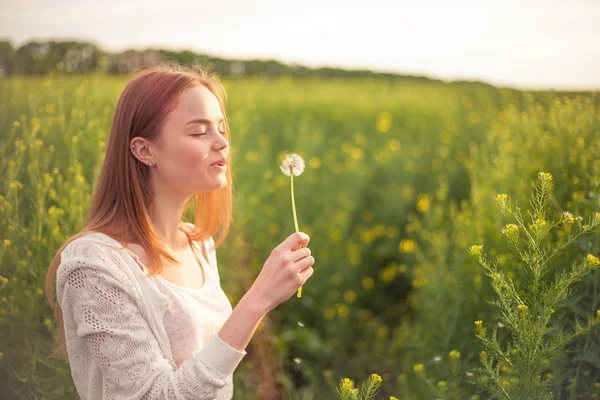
[185,118,224,125]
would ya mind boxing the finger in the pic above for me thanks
[279,231,310,253]
[290,247,311,262]
[299,266,314,280]
[295,255,315,272]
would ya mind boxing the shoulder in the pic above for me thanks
[56,233,133,297]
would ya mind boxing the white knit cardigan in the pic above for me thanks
[56,228,247,399]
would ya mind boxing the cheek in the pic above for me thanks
[177,145,208,170]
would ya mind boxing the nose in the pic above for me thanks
[213,132,228,150]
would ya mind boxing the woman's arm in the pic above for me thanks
[58,251,248,400]
[218,291,268,352]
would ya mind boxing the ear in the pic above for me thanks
[130,138,155,165]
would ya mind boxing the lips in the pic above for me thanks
[211,158,226,166]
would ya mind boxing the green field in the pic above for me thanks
[1,73,599,399]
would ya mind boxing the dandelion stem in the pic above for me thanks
[290,172,303,298]
[291,173,300,233]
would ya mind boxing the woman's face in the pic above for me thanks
[146,84,229,195]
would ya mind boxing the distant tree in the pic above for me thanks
[0,40,15,76]
[5,39,447,84]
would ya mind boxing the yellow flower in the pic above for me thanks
[362,276,375,290]
[502,224,520,243]
[563,211,576,224]
[538,172,553,185]
[468,245,483,257]
[530,217,548,231]
[518,304,528,312]
[340,378,355,390]
[399,239,416,253]
[437,380,448,389]
[386,226,399,238]
[324,308,336,320]
[496,194,508,203]
[413,363,424,373]
[246,151,259,163]
[449,350,460,359]
[336,304,349,318]
[585,254,600,268]
[343,290,357,303]
[350,148,363,161]
[387,139,401,152]
[370,373,382,384]
[309,157,321,169]
[379,264,398,283]
[416,194,431,213]
[474,320,483,327]
[43,318,53,331]
[9,180,24,190]
[541,359,550,367]
[376,111,393,133]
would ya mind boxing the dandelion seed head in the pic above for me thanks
[433,356,442,363]
[279,153,305,176]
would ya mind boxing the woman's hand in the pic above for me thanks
[248,232,315,313]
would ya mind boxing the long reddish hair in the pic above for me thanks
[44,61,234,360]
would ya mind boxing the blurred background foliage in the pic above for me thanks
[0,52,599,399]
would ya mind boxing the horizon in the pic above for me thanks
[2,0,599,91]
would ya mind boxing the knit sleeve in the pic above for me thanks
[57,244,246,399]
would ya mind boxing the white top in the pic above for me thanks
[56,223,247,400]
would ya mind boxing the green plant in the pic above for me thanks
[337,373,398,400]
[468,172,600,399]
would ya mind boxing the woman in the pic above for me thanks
[44,62,315,399]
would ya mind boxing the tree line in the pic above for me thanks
[0,39,445,83]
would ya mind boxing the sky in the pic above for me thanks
[2,0,600,90]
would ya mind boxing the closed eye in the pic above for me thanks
[192,131,227,137]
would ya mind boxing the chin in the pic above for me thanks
[211,176,228,189]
